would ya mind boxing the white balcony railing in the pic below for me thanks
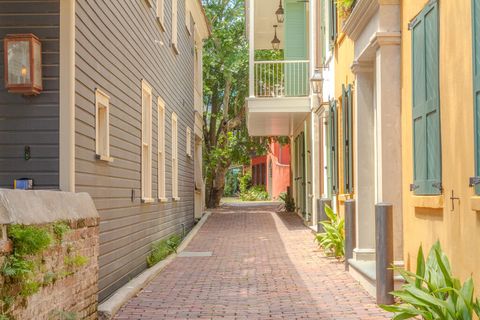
[253,60,310,98]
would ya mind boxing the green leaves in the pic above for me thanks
[381,241,480,320]
[315,205,345,258]
[8,225,51,256]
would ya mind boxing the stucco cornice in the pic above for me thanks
[369,31,401,48]
[351,61,373,74]
[343,0,400,40]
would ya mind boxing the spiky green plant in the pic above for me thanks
[315,205,345,258]
[381,241,480,320]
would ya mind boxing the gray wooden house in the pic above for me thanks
[0,0,209,301]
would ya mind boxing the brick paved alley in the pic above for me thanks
[115,204,391,320]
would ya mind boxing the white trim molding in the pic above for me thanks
[59,0,76,192]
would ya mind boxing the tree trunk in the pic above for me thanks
[206,163,229,208]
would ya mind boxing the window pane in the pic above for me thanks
[7,41,30,85]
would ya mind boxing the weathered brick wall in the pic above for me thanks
[0,190,100,320]
[0,218,99,320]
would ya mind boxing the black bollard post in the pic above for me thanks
[344,199,356,271]
[317,198,331,232]
[375,203,394,305]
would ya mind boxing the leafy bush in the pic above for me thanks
[279,192,295,212]
[224,169,241,197]
[8,225,51,256]
[315,205,345,258]
[239,173,252,194]
[64,255,88,268]
[240,185,269,201]
[381,241,480,320]
[147,234,182,267]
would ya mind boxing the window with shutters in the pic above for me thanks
[172,0,178,53]
[156,0,165,30]
[158,97,166,201]
[473,0,480,194]
[329,100,338,195]
[141,80,154,202]
[410,0,441,195]
[95,89,113,162]
[172,112,179,200]
[342,84,353,194]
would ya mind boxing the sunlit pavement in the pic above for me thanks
[115,204,390,319]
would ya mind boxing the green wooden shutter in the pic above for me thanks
[329,0,337,45]
[342,84,353,194]
[285,0,308,96]
[473,0,480,194]
[330,100,338,195]
[411,0,441,195]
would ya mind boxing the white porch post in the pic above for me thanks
[374,33,403,261]
[248,0,255,98]
[352,61,376,261]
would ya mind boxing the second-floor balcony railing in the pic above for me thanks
[254,60,310,98]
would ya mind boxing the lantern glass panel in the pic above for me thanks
[33,41,42,88]
[7,40,30,85]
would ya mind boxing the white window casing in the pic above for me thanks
[172,112,180,200]
[185,6,192,35]
[172,0,178,53]
[186,126,192,157]
[156,0,165,30]
[158,97,167,201]
[95,89,113,162]
[141,80,154,203]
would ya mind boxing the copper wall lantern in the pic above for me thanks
[4,34,43,95]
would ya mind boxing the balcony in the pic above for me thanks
[246,0,312,137]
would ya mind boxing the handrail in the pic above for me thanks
[253,60,310,98]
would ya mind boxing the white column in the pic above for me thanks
[374,33,403,261]
[248,0,255,98]
[352,61,376,261]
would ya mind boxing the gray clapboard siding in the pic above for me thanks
[0,0,60,188]
[75,0,195,300]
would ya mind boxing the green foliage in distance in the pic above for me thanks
[337,0,356,18]
[240,185,269,201]
[202,0,288,208]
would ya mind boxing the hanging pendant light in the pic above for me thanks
[271,25,281,50]
[276,0,285,23]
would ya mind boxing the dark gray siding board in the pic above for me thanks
[75,0,196,300]
[0,0,60,188]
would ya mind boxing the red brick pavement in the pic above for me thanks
[115,204,391,320]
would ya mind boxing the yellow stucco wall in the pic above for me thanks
[335,28,355,216]
[401,0,480,286]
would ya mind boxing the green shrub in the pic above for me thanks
[315,205,345,258]
[381,241,480,320]
[240,185,269,201]
[239,173,252,194]
[279,192,295,212]
[8,225,51,256]
[147,234,182,268]
[49,310,78,320]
